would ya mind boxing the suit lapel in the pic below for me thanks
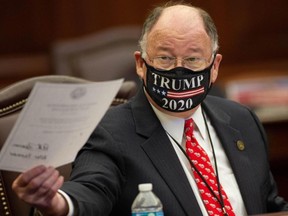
[131,89,202,216]
[203,98,263,213]
[141,128,203,215]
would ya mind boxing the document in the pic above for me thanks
[0,79,123,172]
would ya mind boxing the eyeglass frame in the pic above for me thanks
[141,51,216,71]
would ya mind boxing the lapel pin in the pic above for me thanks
[236,140,245,151]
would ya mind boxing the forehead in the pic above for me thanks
[154,5,202,29]
[146,5,211,55]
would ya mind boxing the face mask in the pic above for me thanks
[143,59,214,112]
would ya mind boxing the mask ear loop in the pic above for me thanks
[139,58,148,93]
[207,52,218,93]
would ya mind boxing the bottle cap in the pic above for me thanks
[138,183,153,191]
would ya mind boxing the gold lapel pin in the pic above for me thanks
[236,140,245,151]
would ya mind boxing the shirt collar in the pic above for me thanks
[151,105,207,144]
[192,106,207,141]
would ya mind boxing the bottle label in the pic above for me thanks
[132,212,164,216]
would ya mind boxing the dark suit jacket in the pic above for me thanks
[62,89,288,216]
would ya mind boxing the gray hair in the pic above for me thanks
[139,1,219,57]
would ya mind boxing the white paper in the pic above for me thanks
[0,79,124,172]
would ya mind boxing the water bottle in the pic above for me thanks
[131,183,164,216]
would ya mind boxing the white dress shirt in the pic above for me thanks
[152,105,247,216]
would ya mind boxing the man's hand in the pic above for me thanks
[12,165,68,216]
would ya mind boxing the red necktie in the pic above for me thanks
[185,118,235,216]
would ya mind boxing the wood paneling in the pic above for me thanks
[0,0,288,63]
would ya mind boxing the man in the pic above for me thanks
[13,2,288,216]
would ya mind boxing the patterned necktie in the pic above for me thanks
[184,118,235,216]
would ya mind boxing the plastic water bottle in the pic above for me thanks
[131,183,164,216]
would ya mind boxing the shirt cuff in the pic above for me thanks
[58,189,75,216]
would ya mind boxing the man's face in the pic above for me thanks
[135,5,222,118]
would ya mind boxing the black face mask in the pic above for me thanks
[143,59,214,112]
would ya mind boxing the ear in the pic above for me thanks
[134,51,146,79]
[211,54,222,83]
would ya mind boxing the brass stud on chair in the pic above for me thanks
[0,99,27,116]
[0,176,11,215]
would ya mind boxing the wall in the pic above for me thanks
[1,0,288,82]
[1,0,288,60]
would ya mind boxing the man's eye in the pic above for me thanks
[186,57,199,62]
[158,56,172,61]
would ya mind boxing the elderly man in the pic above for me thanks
[13,2,288,216]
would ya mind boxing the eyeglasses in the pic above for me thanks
[145,53,214,71]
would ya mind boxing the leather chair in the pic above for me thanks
[0,75,137,216]
[51,25,141,86]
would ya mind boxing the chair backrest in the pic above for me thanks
[0,75,136,216]
[52,25,141,86]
